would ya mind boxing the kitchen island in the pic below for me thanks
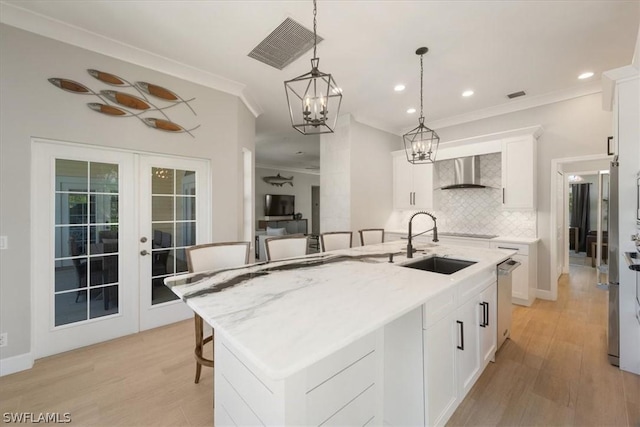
[166,241,515,426]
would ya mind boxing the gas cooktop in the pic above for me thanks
[438,232,499,239]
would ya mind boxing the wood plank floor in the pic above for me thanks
[448,265,640,427]
[1,264,638,426]
[0,319,214,426]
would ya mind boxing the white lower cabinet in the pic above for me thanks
[215,331,382,426]
[479,282,497,367]
[424,311,459,426]
[423,271,497,426]
[456,296,482,397]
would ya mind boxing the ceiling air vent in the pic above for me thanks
[248,18,323,70]
[507,90,526,99]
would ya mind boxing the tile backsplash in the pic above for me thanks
[432,153,536,238]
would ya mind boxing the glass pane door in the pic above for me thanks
[139,156,210,331]
[33,140,137,358]
[150,167,196,305]
[54,160,120,325]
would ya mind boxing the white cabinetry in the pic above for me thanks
[392,152,433,210]
[490,241,538,306]
[479,282,497,367]
[502,137,536,210]
[216,331,381,426]
[424,310,459,426]
[423,268,497,426]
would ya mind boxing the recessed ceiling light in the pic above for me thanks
[462,90,474,97]
[406,108,416,114]
[394,84,406,92]
[578,71,594,80]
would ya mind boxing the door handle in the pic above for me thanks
[484,302,489,326]
[479,302,487,328]
[140,250,149,256]
[457,320,464,350]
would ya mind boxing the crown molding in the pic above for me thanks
[256,163,320,176]
[602,65,639,111]
[0,1,263,118]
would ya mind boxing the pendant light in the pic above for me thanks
[284,0,342,135]
[403,47,440,164]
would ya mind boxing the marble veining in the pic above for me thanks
[175,252,402,300]
[166,241,514,380]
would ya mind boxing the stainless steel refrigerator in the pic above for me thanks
[607,157,620,366]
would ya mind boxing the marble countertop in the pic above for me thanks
[165,241,514,380]
[385,229,539,244]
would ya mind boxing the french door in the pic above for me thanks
[33,140,209,357]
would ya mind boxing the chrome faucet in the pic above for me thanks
[407,211,439,258]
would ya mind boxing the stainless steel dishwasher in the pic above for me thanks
[497,259,521,350]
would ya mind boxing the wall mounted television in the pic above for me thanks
[265,194,295,216]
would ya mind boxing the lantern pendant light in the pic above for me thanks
[403,47,440,164]
[284,0,342,135]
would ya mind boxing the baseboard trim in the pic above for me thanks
[0,352,34,376]
[536,289,555,301]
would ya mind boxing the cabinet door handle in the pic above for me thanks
[457,320,464,350]
[409,192,412,205]
[479,302,487,328]
[412,192,415,205]
[498,246,519,251]
[502,188,505,204]
[484,302,490,326]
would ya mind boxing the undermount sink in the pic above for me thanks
[402,256,477,275]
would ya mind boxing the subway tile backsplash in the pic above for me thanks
[431,153,537,238]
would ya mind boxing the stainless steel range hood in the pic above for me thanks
[440,156,486,189]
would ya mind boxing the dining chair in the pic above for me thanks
[185,241,250,384]
[264,234,309,261]
[320,231,353,252]
[358,228,385,246]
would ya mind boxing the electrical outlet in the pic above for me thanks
[0,236,7,250]
[0,333,7,348]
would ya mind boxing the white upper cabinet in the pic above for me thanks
[501,136,537,210]
[392,152,433,210]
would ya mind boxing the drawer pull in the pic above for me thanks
[498,246,519,251]
[456,320,464,350]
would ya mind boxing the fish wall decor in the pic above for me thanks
[48,69,199,138]
[262,173,294,187]
[87,69,150,101]
[136,82,196,115]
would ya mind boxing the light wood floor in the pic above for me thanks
[0,319,214,426]
[1,265,638,426]
[448,265,640,427]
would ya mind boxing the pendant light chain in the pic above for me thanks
[313,0,318,59]
[419,53,424,119]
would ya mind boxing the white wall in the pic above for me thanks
[255,167,319,229]
[320,115,401,239]
[0,25,255,363]
[320,116,352,232]
[435,93,612,292]
[349,119,398,236]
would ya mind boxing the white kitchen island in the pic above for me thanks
[166,241,515,426]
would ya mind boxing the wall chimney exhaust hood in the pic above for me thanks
[440,156,487,190]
